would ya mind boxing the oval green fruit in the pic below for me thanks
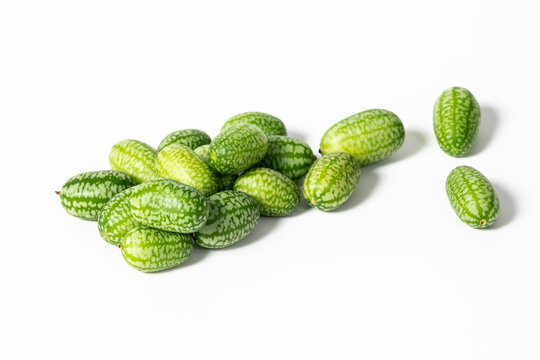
[97,187,139,246]
[303,152,361,211]
[58,170,135,220]
[258,135,315,181]
[194,191,259,248]
[194,144,237,191]
[433,87,481,157]
[320,109,405,166]
[234,167,300,216]
[221,111,286,136]
[156,143,219,196]
[446,165,499,228]
[129,178,209,233]
[121,226,192,272]
[109,139,157,183]
[209,123,268,175]
[157,129,211,152]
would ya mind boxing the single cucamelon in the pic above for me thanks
[320,109,405,166]
[446,165,499,228]
[258,135,315,181]
[121,226,192,272]
[194,191,259,248]
[109,139,157,183]
[194,144,236,191]
[58,170,135,220]
[129,178,209,233]
[221,111,286,136]
[209,123,268,175]
[303,153,361,211]
[156,143,219,196]
[433,87,481,157]
[97,187,138,246]
[157,129,211,152]
[234,167,300,216]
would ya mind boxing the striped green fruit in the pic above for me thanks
[234,167,300,216]
[194,144,237,191]
[156,143,219,196]
[194,191,259,248]
[58,170,135,220]
[320,109,405,166]
[209,123,268,175]
[433,87,481,157]
[121,226,192,272]
[157,129,211,152]
[221,111,286,136]
[258,135,316,181]
[303,152,361,211]
[446,165,499,228]
[97,187,138,246]
[109,139,157,183]
[129,178,209,233]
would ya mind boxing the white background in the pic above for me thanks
[1,1,539,359]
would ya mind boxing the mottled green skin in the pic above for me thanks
[194,191,259,248]
[129,178,209,233]
[156,143,219,196]
[121,226,192,272]
[258,136,315,181]
[97,187,138,246]
[234,167,300,216]
[303,153,361,211]
[157,129,211,152]
[446,166,499,228]
[434,87,481,157]
[59,170,135,220]
[194,145,236,191]
[109,139,157,183]
[209,123,268,175]
[320,109,405,166]
[221,112,286,136]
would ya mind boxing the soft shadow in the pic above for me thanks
[332,168,379,212]
[224,216,281,249]
[286,129,308,141]
[486,182,516,230]
[468,106,499,156]
[368,129,427,168]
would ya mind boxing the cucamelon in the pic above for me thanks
[109,139,157,183]
[258,135,315,181]
[221,111,286,136]
[157,129,211,152]
[194,144,236,191]
[97,187,138,246]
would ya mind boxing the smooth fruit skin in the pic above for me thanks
[109,139,157,183]
[157,129,211,152]
[194,145,237,191]
[97,187,138,246]
[433,87,481,157]
[129,178,209,233]
[234,167,300,216]
[303,153,361,211]
[156,143,219,196]
[121,226,192,272]
[320,109,405,166]
[194,191,260,248]
[258,135,315,181]
[59,170,135,220]
[446,165,499,228]
[221,111,286,136]
[209,123,268,175]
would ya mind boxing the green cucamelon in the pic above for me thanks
[194,191,260,248]
[446,165,499,228]
[129,178,209,233]
[221,111,286,136]
[121,226,192,272]
[194,144,236,191]
[156,143,219,196]
[58,170,135,220]
[109,139,157,183]
[209,123,268,175]
[157,129,211,152]
[234,167,300,216]
[303,153,361,211]
[258,135,315,181]
[433,87,481,157]
[320,109,405,166]
[97,187,138,246]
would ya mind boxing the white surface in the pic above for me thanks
[1,1,539,359]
